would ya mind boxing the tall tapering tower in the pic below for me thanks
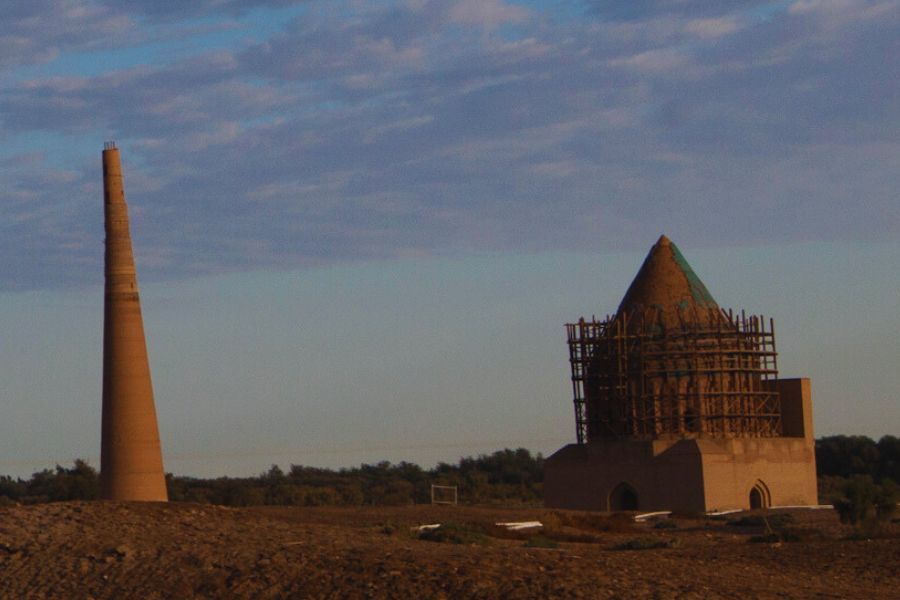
[100,142,168,501]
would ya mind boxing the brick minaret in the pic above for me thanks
[100,142,168,501]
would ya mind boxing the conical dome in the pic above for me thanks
[616,235,719,326]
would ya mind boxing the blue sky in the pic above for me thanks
[1,0,898,477]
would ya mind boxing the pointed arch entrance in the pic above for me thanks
[749,480,771,509]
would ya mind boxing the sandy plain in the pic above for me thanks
[0,501,897,599]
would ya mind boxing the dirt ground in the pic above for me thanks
[0,501,897,599]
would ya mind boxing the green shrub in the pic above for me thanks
[727,513,794,529]
[613,537,679,550]
[418,523,489,545]
[833,476,897,527]
[727,515,754,526]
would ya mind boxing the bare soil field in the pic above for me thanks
[0,501,897,599]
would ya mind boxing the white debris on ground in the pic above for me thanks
[633,511,672,522]
[414,524,442,532]
[495,521,543,531]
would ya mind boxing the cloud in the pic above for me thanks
[0,151,100,290]
[0,1,133,69]
[0,0,898,290]
[585,0,774,21]
[99,0,304,20]
[684,16,745,38]
[608,48,691,72]
[446,0,531,29]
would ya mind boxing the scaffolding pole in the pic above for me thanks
[566,308,780,443]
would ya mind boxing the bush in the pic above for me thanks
[653,519,677,530]
[817,475,848,504]
[832,476,897,527]
[817,436,880,479]
[25,460,99,502]
[418,523,489,545]
[727,514,794,529]
[613,537,679,550]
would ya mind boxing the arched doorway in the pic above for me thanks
[749,487,763,509]
[749,480,771,509]
[609,482,639,511]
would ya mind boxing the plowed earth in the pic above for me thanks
[0,502,897,599]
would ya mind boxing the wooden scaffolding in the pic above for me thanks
[566,307,780,444]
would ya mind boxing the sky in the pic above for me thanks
[1,0,898,478]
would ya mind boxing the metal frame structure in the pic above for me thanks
[430,484,458,505]
[567,307,780,444]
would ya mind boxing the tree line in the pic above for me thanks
[0,448,544,507]
[815,435,899,482]
[0,436,896,507]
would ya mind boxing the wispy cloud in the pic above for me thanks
[0,1,133,70]
[0,0,898,290]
